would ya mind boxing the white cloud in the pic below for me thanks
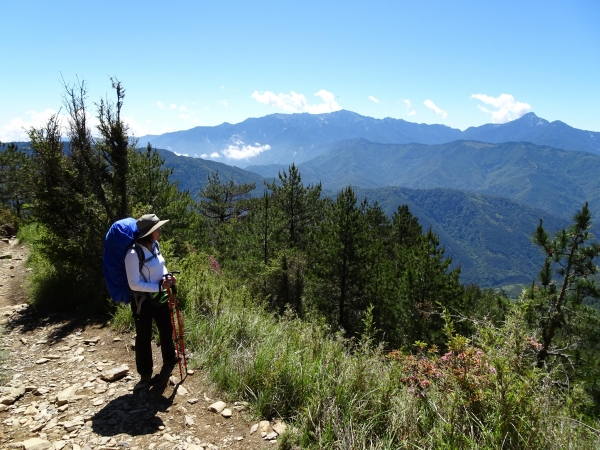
[210,152,220,158]
[220,100,229,108]
[223,143,271,159]
[369,96,379,103]
[157,101,165,109]
[0,109,70,141]
[471,93,531,124]
[0,108,171,142]
[174,152,189,157]
[401,99,416,116]
[204,107,210,111]
[170,104,177,109]
[423,99,448,119]
[251,89,341,114]
[200,153,208,158]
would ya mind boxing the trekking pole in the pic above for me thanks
[164,271,187,380]
[170,282,188,375]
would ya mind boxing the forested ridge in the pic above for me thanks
[3,80,600,448]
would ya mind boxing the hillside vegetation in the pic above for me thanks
[4,80,600,448]
[356,186,566,287]
[157,149,567,287]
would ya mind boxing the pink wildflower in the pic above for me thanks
[208,255,222,275]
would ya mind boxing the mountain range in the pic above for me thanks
[140,110,600,167]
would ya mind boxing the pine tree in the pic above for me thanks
[95,77,132,221]
[197,171,255,223]
[313,186,367,333]
[266,163,322,251]
[526,202,600,367]
[361,200,394,336]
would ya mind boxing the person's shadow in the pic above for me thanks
[90,375,181,436]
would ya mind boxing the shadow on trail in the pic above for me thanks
[5,304,111,343]
[90,378,178,437]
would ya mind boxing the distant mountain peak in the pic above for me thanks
[516,112,549,126]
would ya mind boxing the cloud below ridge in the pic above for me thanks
[223,143,271,159]
[471,93,531,123]
[251,90,341,114]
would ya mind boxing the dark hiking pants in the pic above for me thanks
[130,292,176,377]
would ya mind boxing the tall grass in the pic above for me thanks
[176,252,600,449]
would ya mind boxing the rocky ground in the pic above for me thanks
[0,239,283,450]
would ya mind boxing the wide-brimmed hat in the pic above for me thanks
[137,214,169,239]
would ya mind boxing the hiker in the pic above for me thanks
[125,214,178,383]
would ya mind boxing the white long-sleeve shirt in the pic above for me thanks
[124,242,168,293]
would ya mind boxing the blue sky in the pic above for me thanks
[2,0,599,141]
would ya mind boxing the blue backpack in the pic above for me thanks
[103,218,145,303]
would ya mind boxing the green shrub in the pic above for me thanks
[19,223,112,312]
[0,206,18,235]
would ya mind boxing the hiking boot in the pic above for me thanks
[140,373,153,383]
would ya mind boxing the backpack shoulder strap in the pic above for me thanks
[132,243,148,282]
[132,242,161,284]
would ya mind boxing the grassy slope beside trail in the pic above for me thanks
[127,251,599,449]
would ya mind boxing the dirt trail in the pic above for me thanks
[0,239,277,450]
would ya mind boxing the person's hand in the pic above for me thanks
[162,276,177,289]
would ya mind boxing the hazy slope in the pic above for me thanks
[157,149,267,197]
[286,139,600,219]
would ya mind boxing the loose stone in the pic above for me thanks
[56,384,81,406]
[272,419,287,435]
[263,431,278,441]
[100,364,129,382]
[259,420,273,434]
[0,385,25,404]
[22,437,52,450]
[208,401,227,414]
